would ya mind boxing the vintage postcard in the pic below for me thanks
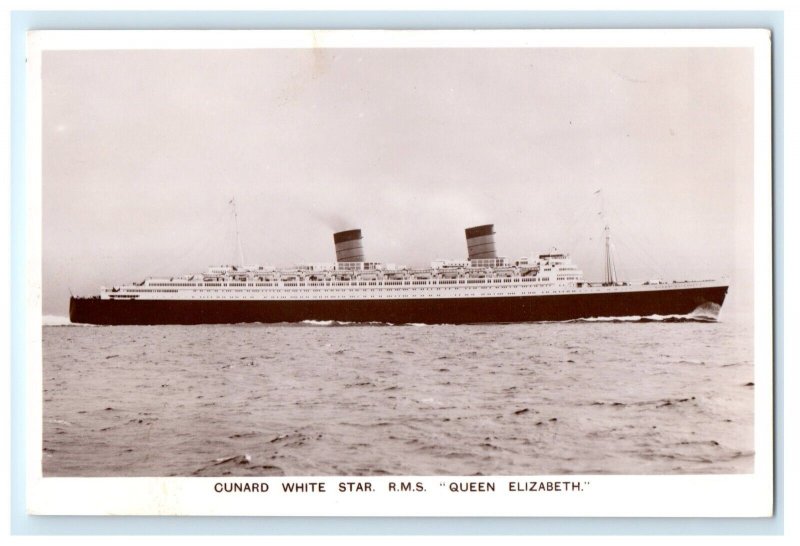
[26,29,773,516]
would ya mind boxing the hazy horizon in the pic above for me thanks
[42,46,754,317]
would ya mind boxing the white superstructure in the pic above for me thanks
[100,250,721,302]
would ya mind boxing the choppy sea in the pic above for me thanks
[41,313,754,477]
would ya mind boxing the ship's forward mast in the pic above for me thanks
[595,188,621,286]
[603,223,618,285]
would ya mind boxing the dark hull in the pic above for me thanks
[69,285,728,325]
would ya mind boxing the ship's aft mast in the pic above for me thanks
[230,197,245,266]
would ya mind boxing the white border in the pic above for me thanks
[28,28,771,50]
[25,29,774,517]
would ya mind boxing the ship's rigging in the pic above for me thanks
[229,197,246,267]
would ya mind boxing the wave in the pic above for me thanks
[296,320,431,327]
[558,303,721,324]
[690,302,722,320]
[270,315,718,327]
[300,319,348,326]
[299,320,395,327]
[42,315,81,326]
[564,313,718,324]
[42,312,718,327]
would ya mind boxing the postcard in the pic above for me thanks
[26,29,773,516]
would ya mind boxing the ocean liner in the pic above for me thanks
[69,224,729,325]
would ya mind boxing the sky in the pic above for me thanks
[41,46,754,316]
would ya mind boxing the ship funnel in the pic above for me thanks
[333,229,365,262]
[465,224,497,260]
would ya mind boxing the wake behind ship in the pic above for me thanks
[69,224,728,325]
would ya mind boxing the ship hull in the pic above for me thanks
[69,285,728,325]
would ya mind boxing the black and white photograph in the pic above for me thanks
[28,29,773,516]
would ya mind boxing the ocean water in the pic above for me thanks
[41,315,754,477]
